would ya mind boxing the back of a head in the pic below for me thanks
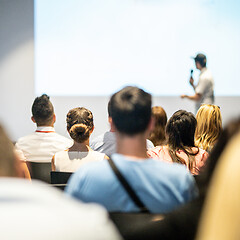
[149,106,167,146]
[32,94,54,126]
[67,107,94,143]
[166,110,197,149]
[0,125,17,177]
[195,104,222,152]
[109,86,152,135]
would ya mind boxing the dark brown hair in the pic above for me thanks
[32,94,54,125]
[166,110,199,171]
[66,107,94,143]
[149,106,167,146]
[109,86,152,135]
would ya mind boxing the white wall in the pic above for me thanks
[0,0,35,141]
[1,0,240,142]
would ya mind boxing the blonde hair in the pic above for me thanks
[149,106,167,146]
[196,131,240,240]
[67,107,94,143]
[195,104,222,152]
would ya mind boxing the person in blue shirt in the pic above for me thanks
[66,86,198,213]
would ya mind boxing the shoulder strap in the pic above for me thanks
[108,156,149,213]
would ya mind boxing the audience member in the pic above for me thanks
[0,124,121,240]
[52,107,105,172]
[148,110,208,175]
[196,129,240,240]
[66,86,197,213]
[195,104,222,152]
[148,106,167,146]
[90,100,154,157]
[15,94,72,163]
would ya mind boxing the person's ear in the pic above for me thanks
[53,114,56,123]
[31,116,36,123]
[109,117,116,131]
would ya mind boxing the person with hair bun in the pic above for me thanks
[52,107,105,172]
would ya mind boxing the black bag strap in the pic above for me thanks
[108,156,149,213]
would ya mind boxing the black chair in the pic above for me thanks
[50,171,72,184]
[27,162,51,183]
[109,212,164,239]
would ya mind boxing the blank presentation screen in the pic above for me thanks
[35,0,240,96]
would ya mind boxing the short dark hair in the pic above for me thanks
[109,86,152,135]
[194,53,207,68]
[31,94,54,125]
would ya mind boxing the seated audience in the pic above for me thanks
[126,118,240,240]
[15,94,72,163]
[195,104,222,152]
[148,106,167,146]
[196,128,240,240]
[0,124,121,240]
[90,100,154,157]
[148,110,208,175]
[52,107,105,172]
[66,86,197,213]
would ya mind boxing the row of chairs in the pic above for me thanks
[26,162,72,187]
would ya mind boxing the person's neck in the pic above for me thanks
[116,133,148,160]
[69,140,90,152]
[109,126,115,132]
[36,123,54,127]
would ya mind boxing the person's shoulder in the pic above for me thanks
[201,68,213,80]
[147,145,165,158]
[90,132,115,150]
[51,132,73,144]
[146,139,154,148]
[15,132,37,145]
[198,147,208,156]
[89,150,106,159]
[151,157,193,178]
[54,149,68,158]
[90,132,110,146]
[91,132,105,142]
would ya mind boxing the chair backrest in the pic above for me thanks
[50,171,72,184]
[27,162,52,184]
[109,212,164,239]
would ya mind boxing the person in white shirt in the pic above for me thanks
[181,53,214,112]
[90,101,154,157]
[15,94,72,163]
[0,123,121,240]
[52,107,105,172]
